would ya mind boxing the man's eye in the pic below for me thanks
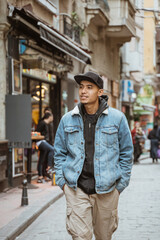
[88,86,92,89]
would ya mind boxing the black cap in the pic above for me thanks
[74,71,103,89]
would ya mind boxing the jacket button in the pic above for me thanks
[81,156,83,159]
[81,142,83,144]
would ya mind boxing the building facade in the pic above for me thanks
[0,0,137,191]
[121,0,144,128]
[136,0,158,132]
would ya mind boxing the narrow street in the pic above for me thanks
[16,156,160,240]
[113,157,160,240]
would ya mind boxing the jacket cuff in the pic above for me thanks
[116,182,125,193]
[58,179,66,190]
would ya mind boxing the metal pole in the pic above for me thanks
[21,179,29,206]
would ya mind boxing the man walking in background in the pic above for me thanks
[54,71,133,240]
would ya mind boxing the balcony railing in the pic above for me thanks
[63,15,82,44]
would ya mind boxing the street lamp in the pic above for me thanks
[130,92,137,103]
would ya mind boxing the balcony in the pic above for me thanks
[106,0,136,41]
[60,15,82,44]
[8,0,57,26]
[85,0,110,27]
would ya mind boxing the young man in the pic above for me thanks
[54,71,133,240]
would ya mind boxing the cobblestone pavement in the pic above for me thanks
[16,158,160,240]
[113,158,160,240]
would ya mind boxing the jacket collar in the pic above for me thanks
[71,106,79,115]
[71,105,108,116]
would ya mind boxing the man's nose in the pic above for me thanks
[81,87,87,93]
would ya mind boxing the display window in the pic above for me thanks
[22,77,52,173]
[31,82,50,129]
[23,79,50,130]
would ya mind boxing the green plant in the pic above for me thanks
[143,84,153,97]
[71,11,79,22]
[71,11,85,38]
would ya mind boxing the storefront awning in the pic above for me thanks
[8,6,91,65]
[133,106,152,115]
[38,22,91,65]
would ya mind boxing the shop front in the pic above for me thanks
[22,69,58,174]
[5,6,91,187]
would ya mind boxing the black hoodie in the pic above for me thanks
[78,96,108,194]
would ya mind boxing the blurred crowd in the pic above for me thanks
[131,122,160,164]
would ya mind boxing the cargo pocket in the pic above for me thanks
[110,209,119,233]
[66,207,78,236]
[66,207,73,234]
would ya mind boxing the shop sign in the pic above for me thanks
[112,81,119,98]
[122,80,134,102]
[23,69,57,83]
[12,59,22,94]
[19,40,27,54]
[6,94,32,149]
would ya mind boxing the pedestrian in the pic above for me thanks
[54,71,133,240]
[148,123,159,163]
[41,107,54,180]
[43,107,54,145]
[36,112,54,183]
[131,122,145,163]
[157,142,160,159]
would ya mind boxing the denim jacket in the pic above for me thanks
[54,105,133,194]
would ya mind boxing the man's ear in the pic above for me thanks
[98,89,104,96]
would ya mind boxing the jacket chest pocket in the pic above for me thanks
[65,126,80,145]
[101,127,118,148]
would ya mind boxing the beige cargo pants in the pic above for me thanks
[64,185,119,240]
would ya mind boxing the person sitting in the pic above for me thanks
[36,112,54,183]
[41,107,54,181]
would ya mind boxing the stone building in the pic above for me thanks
[120,0,144,128]
[0,0,137,191]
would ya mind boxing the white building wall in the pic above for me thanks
[121,0,144,84]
